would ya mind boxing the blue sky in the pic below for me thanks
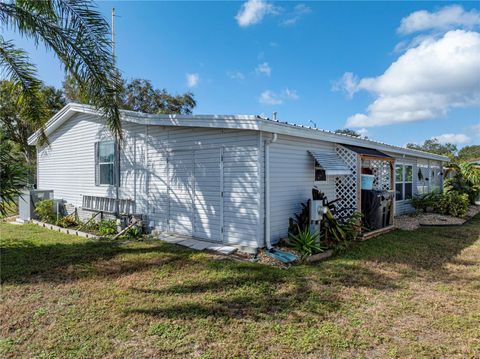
[3,1,480,148]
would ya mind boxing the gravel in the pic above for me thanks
[395,205,480,231]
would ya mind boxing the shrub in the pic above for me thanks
[321,209,361,248]
[122,225,142,240]
[34,199,56,223]
[444,162,480,204]
[56,215,78,228]
[432,192,469,218]
[410,191,442,213]
[288,200,310,236]
[98,219,117,236]
[288,227,323,259]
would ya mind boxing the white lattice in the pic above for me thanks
[370,160,392,191]
[335,146,358,215]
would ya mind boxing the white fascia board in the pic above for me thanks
[258,120,450,162]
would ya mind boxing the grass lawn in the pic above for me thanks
[1,217,479,358]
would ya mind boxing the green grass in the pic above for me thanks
[1,217,479,358]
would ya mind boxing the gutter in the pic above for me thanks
[264,133,277,249]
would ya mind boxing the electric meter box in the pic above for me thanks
[310,200,324,222]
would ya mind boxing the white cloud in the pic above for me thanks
[432,133,471,145]
[185,73,199,88]
[259,90,282,105]
[281,3,312,26]
[398,5,480,35]
[255,62,271,76]
[284,88,299,100]
[471,124,480,138]
[344,30,480,128]
[227,70,245,81]
[331,72,359,99]
[235,0,278,27]
[357,128,369,138]
[259,88,299,105]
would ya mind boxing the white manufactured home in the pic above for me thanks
[28,104,449,249]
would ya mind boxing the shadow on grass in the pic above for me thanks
[0,234,195,284]
[127,263,343,320]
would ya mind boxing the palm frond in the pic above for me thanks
[0,36,46,133]
[0,0,123,139]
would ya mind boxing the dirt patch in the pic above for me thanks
[395,205,480,231]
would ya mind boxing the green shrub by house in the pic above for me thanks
[432,192,469,218]
[34,199,56,223]
[98,220,117,236]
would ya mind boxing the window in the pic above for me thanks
[314,160,327,182]
[95,141,117,186]
[395,163,413,201]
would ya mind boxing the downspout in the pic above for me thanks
[264,133,277,249]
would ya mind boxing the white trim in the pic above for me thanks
[28,103,450,162]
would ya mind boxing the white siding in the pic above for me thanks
[268,134,337,243]
[37,113,148,209]
[37,115,262,248]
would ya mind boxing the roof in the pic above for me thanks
[341,144,392,159]
[308,150,352,176]
[28,103,450,162]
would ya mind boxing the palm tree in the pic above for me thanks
[0,0,122,139]
[0,0,122,215]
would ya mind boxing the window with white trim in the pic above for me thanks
[314,160,327,182]
[95,141,117,186]
[395,164,413,201]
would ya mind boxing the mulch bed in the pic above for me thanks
[395,205,480,231]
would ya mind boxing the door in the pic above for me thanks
[168,148,223,242]
[193,148,223,242]
[168,150,194,235]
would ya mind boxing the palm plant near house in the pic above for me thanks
[444,162,480,204]
[0,1,122,215]
[0,0,122,139]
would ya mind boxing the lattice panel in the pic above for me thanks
[370,160,392,191]
[335,146,358,215]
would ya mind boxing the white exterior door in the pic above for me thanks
[193,148,223,242]
[168,148,223,242]
[168,150,194,235]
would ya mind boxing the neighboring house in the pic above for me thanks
[28,104,449,249]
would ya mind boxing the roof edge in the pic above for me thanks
[28,103,450,163]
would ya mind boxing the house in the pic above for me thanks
[28,104,450,250]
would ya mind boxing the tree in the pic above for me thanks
[123,79,196,115]
[406,139,457,158]
[0,0,122,138]
[458,145,480,162]
[0,132,28,216]
[334,128,362,138]
[0,80,66,169]
[64,76,196,115]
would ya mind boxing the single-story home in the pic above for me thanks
[28,103,449,250]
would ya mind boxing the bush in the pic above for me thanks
[444,162,480,205]
[56,215,78,228]
[432,192,469,218]
[288,200,310,237]
[410,191,442,213]
[122,225,142,240]
[321,209,361,248]
[98,219,117,236]
[288,227,323,259]
[34,199,56,223]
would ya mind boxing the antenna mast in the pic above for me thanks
[112,7,116,64]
